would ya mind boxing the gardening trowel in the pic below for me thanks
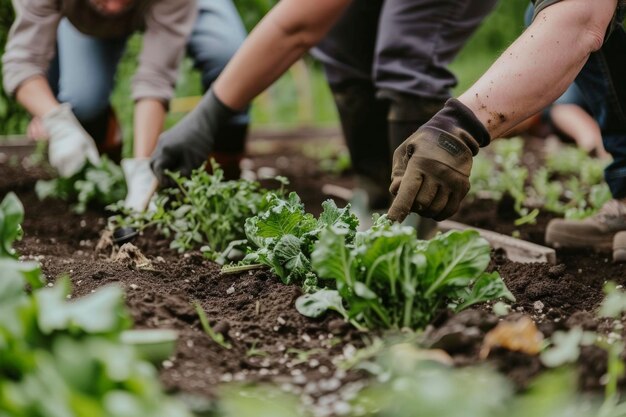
[112,179,159,245]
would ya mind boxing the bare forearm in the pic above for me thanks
[134,99,166,158]
[15,76,60,117]
[214,0,351,110]
[458,0,616,139]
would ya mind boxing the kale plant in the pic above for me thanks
[297,216,514,330]
[242,192,359,288]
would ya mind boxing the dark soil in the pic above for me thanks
[2,133,625,409]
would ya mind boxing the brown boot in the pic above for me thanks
[545,199,626,251]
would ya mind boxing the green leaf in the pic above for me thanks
[36,278,128,334]
[311,225,356,286]
[316,200,359,233]
[599,282,626,318]
[295,289,348,319]
[245,193,314,248]
[272,234,310,284]
[0,192,24,258]
[540,328,592,368]
[456,271,515,311]
[424,230,492,297]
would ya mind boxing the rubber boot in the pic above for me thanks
[332,82,391,213]
[385,91,446,239]
[205,116,249,180]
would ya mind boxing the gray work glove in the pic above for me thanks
[42,104,101,177]
[388,98,490,222]
[150,89,237,186]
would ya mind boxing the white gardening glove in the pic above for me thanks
[121,158,157,212]
[41,104,100,177]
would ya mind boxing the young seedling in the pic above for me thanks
[245,340,268,358]
[194,301,232,350]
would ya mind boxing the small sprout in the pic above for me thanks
[194,302,231,349]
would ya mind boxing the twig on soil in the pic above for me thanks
[221,263,266,275]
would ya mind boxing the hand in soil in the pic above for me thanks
[388,99,488,222]
[42,104,101,177]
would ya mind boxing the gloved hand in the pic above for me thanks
[150,89,238,186]
[387,98,490,222]
[121,158,157,212]
[42,104,101,177]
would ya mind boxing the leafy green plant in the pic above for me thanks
[470,138,531,220]
[0,193,191,417]
[470,138,611,223]
[301,142,351,175]
[36,156,127,214]
[297,217,514,330]
[242,192,359,288]
[111,162,286,262]
[0,0,29,135]
[0,192,23,258]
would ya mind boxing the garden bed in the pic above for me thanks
[2,133,626,413]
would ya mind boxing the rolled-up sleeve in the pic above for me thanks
[2,0,61,96]
[132,0,198,103]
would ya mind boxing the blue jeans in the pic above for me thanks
[48,0,248,143]
[577,26,626,198]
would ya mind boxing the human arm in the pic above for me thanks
[388,0,618,222]
[3,0,99,176]
[133,98,166,158]
[150,0,352,182]
[458,0,616,139]
[212,0,353,110]
[121,0,197,207]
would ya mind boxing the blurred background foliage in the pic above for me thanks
[1,0,529,137]
[0,0,29,135]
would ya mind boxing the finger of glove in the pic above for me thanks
[421,185,449,219]
[413,177,439,216]
[84,141,101,166]
[436,189,466,221]
[389,176,402,198]
[387,161,423,223]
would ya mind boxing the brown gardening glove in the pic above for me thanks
[388,98,490,222]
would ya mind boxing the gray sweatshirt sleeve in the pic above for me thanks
[2,0,61,96]
[131,0,198,103]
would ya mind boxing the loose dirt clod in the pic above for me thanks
[113,243,153,270]
[95,229,115,257]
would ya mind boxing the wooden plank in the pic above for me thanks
[439,220,556,265]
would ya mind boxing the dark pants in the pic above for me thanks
[311,0,497,210]
[313,0,497,100]
[531,1,626,198]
